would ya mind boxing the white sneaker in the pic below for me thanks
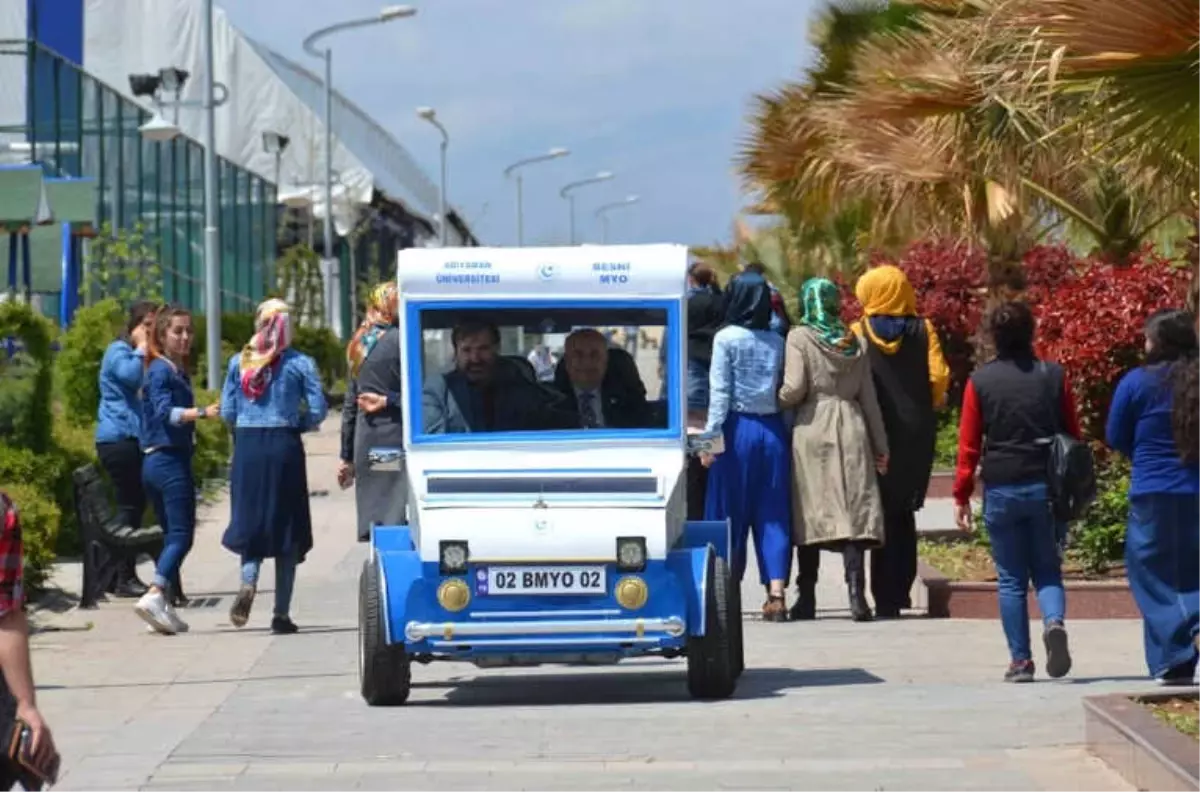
[165,603,190,634]
[134,590,177,635]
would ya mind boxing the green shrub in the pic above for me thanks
[293,326,346,389]
[1067,455,1130,574]
[56,299,125,427]
[0,303,54,453]
[3,482,61,592]
[933,409,959,470]
[0,352,40,449]
[50,415,100,555]
[193,387,231,498]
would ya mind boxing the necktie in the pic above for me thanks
[579,391,600,429]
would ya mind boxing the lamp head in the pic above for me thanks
[139,113,181,142]
[128,73,162,99]
[380,4,417,21]
[262,131,291,155]
[416,106,437,121]
[595,171,614,180]
[549,147,569,157]
[158,67,190,93]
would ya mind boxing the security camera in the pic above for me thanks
[128,73,162,98]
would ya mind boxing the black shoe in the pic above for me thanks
[111,577,149,599]
[1158,657,1199,686]
[789,586,816,621]
[271,616,299,635]
[1043,621,1072,679]
[1004,660,1035,683]
[875,604,902,620]
[848,588,874,622]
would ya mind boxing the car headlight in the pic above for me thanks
[616,537,646,571]
[439,540,469,574]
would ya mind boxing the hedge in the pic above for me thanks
[840,241,1193,573]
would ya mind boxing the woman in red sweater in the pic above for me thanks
[954,301,1082,683]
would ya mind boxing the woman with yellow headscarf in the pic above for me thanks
[852,265,950,619]
[340,282,406,542]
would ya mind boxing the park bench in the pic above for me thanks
[72,465,172,609]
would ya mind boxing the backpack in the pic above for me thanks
[1037,362,1097,522]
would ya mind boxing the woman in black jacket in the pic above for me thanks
[683,262,725,519]
[339,283,405,542]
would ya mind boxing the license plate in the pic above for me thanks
[475,565,607,596]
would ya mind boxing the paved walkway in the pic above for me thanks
[33,419,1147,790]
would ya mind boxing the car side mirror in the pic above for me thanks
[366,447,404,471]
[685,431,723,457]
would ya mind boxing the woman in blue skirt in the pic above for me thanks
[221,299,327,634]
[1107,308,1199,684]
[702,271,791,621]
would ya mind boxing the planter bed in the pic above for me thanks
[917,540,1138,619]
[1085,690,1199,791]
[926,470,954,500]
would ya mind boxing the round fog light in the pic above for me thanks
[438,578,471,612]
[615,576,649,610]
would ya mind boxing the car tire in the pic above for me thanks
[729,571,745,679]
[686,548,736,700]
[359,559,411,706]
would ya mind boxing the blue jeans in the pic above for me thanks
[686,358,710,412]
[143,449,196,593]
[984,481,1066,662]
[241,552,298,617]
[1126,493,1200,677]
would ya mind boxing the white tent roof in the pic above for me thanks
[81,0,465,242]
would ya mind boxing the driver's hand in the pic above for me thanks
[357,392,388,415]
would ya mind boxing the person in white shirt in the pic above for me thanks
[558,329,651,429]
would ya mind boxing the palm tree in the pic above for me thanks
[1013,0,1199,262]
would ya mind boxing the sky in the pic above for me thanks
[218,0,821,248]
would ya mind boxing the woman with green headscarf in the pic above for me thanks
[778,278,889,622]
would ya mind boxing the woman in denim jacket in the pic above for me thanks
[221,299,327,634]
[94,300,157,597]
[134,305,220,635]
[702,272,791,621]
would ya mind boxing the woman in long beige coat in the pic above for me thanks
[778,278,889,623]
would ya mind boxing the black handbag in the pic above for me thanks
[1037,362,1097,523]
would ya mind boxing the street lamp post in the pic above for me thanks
[131,4,231,390]
[559,171,614,245]
[261,131,290,292]
[595,195,639,244]
[302,5,416,335]
[416,106,449,246]
[503,147,569,246]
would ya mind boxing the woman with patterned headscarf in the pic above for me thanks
[219,298,327,634]
[340,282,406,542]
[853,265,950,619]
[778,278,889,622]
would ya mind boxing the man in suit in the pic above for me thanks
[422,321,575,434]
[557,328,655,429]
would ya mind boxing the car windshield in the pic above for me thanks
[409,301,678,443]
